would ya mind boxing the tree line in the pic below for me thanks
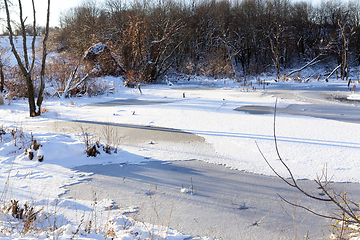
[0,0,359,115]
[51,0,360,82]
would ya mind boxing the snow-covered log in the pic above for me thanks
[287,54,323,77]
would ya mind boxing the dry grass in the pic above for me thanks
[40,107,50,114]
[0,123,201,239]
[100,121,121,154]
[0,166,134,239]
[76,121,121,157]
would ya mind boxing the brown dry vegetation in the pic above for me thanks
[2,0,360,97]
[51,0,360,82]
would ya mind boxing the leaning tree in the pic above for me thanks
[4,0,50,117]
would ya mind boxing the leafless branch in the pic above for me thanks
[257,99,360,225]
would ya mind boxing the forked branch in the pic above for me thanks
[256,99,360,225]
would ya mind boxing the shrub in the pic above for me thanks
[5,65,38,100]
[124,69,150,87]
[46,54,92,97]
[198,53,233,79]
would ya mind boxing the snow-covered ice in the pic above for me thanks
[1,77,359,239]
[1,36,360,239]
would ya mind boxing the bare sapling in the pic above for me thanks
[256,99,360,238]
[4,0,51,117]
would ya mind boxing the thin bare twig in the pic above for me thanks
[257,99,360,226]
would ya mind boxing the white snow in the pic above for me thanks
[1,36,360,239]
[84,42,107,56]
[348,93,360,100]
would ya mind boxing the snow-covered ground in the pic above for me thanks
[2,36,360,239]
[0,76,359,239]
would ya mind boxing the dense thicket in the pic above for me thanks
[53,0,360,82]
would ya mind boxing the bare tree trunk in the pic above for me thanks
[287,54,323,77]
[36,0,51,113]
[325,64,341,82]
[25,74,37,117]
[338,19,350,81]
[0,64,4,92]
[269,29,281,81]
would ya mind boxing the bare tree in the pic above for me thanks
[268,25,283,81]
[51,0,360,81]
[338,16,352,81]
[264,0,291,81]
[59,1,102,56]
[4,0,50,117]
